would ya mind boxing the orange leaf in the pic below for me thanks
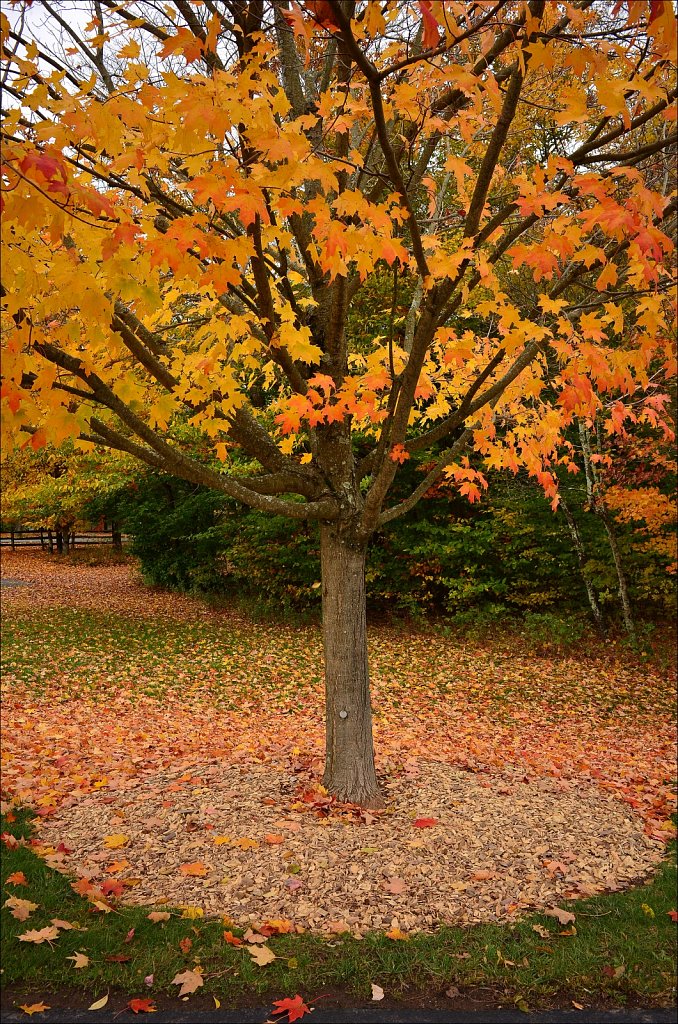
[264,834,284,845]
[223,930,243,946]
[19,1004,51,1016]
[412,817,437,828]
[179,861,208,877]
[385,927,409,941]
[6,871,28,886]
[419,1,441,49]
[127,998,157,1014]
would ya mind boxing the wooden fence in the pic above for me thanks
[1,528,124,553]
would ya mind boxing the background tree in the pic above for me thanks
[1,0,676,805]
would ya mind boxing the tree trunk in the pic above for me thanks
[559,492,605,634]
[111,520,122,552]
[55,528,63,554]
[599,509,636,640]
[320,524,383,807]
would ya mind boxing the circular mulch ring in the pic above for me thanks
[33,760,664,934]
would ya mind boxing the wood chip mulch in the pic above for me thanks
[34,760,665,935]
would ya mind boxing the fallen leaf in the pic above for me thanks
[51,919,82,930]
[106,953,132,962]
[214,996,221,1008]
[18,1004,51,1016]
[385,927,408,940]
[667,910,678,922]
[179,937,192,954]
[265,833,284,845]
[67,952,89,968]
[105,860,129,873]
[544,907,576,925]
[213,836,231,845]
[531,924,551,938]
[172,968,204,996]
[179,906,203,919]
[88,995,109,1010]
[179,861,208,877]
[232,837,259,850]
[223,930,243,946]
[103,834,128,849]
[128,998,157,1013]
[641,903,655,918]
[248,944,276,966]
[572,1001,584,1010]
[383,877,407,894]
[6,871,28,886]
[147,911,171,923]
[412,817,438,828]
[271,994,311,1021]
[4,897,39,921]
[371,983,385,1001]
[244,928,268,943]
[19,926,60,944]
[144,974,154,987]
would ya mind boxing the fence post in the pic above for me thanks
[10,528,15,551]
[40,529,45,550]
[48,529,54,554]
[56,528,63,555]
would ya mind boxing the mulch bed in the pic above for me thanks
[34,760,664,935]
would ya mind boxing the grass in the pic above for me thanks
[2,808,676,1008]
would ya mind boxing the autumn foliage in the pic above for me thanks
[1,0,676,804]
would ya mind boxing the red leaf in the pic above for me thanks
[128,998,157,1013]
[668,910,678,922]
[307,1,342,31]
[412,817,438,828]
[419,1,441,49]
[648,0,663,24]
[271,993,311,1023]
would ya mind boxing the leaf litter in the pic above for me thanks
[1,553,676,934]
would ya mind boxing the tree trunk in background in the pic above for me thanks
[599,510,636,640]
[320,524,383,807]
[559,493,605,633]
[55,528,63,554]
[112,521,122,552]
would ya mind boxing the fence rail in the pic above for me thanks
[1,529,125,551]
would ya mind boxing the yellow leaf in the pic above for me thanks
[248,944,276,966]
[103,834,129,849]
[88,995,109,1010]
[179,906,204,920]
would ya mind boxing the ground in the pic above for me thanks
[0,550,676,1014]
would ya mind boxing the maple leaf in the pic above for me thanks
[103,833,128,849]
[128,998,157,1013]
[271,993,311,1022]
[172,968,204,996]
[385,927,409,941]
[179,861,208,877]
[179,937,192,954]
[6,871,28,885]
[179,906,203,920]
[4,896,38,920]
[412,817,437,828]
[157,28,204,64]
[389,444,410,464]
[545,907,576,925]
[67,952,89,968]
[147,911,171,923]
[383,877,407,894]
[419,1,441,49]
[667,910,678,922]
[248,944,277,966]
[223,930,243,946]
[265,833,284,844]
[19,925,60,944]
[18,1004,51,1016]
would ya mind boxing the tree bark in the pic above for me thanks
[599,509,636,640]
[320,524,383,807]
[559,492,605,634]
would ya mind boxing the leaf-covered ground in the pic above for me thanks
[1,552,676,935]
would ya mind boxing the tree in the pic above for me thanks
[1,0,676,805]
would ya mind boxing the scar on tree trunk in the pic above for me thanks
[320,524,384,808]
